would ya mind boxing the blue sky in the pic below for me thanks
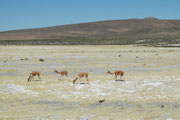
[0,0,180,31]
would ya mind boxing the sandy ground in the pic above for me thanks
[0,45,180,120]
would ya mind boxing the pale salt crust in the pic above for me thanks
[21,77,177,100]
[0,84,38,95]
[0,76,179,100]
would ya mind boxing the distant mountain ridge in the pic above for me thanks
[0,17,180,46]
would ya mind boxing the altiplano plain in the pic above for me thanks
[0,45,180,120]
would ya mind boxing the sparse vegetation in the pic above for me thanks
[0,37,179,46]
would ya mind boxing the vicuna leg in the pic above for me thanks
[86,77,89,84]
[60,75,63,79]
[120,75,122,80]
[32,75,34,80]
[38,75,41,79]
[115,75,117,80]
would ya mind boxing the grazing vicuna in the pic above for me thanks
[28,71,41,82]
[55,70,68,76]
[55,70,68,79]
[107,70,124,81]
[73,72,89,84]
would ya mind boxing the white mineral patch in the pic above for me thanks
[80,116,90,120]
[73,91,84,95]
[89,87,108,96]
[74,84,86,90]
[135,39,146,43]
[0,84,38,95]
[61,94,69,98]
[120,89,137,93]
[143,81,164,87]
[166,119,173,120]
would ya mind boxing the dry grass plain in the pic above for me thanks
[0,45,180,120]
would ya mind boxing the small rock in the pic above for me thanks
[161,105,164,108]
[20,58,28,60]
[99,99,105,103]
[39,58,44,62]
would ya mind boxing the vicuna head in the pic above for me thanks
[107,70,112,74]
[54,69,58,73]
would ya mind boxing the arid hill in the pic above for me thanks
[0,17,180,46]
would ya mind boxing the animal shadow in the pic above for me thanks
[115,79,125,82]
